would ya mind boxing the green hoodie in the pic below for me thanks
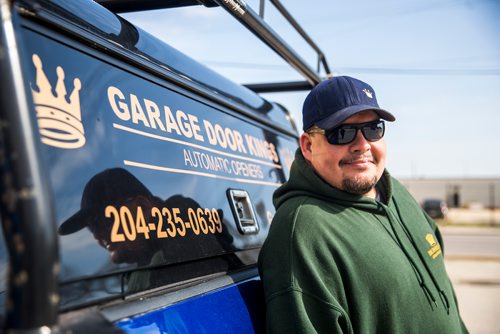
[258,149,468,334]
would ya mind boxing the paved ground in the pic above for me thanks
[445,259,500,334]
[442,226,500,334]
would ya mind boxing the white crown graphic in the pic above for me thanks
[31,54,85,149]
[362,88,373,99]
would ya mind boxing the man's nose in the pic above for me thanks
[349,129,370,153]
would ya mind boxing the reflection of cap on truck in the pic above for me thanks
[58,168,154,235]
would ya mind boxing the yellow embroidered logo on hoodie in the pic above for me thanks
[425,233,442,259]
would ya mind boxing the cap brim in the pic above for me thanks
[316,105,395,129]
[58,209,92,235]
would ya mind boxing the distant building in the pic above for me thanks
[400,178,500,209]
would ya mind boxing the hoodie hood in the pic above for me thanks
[274,148,392,211]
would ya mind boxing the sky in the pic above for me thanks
[122,0,500,179]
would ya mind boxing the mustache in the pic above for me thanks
[339,154,375,166]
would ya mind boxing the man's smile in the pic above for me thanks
[339,155,375,168]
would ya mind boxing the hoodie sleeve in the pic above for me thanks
[259,198,353,334]
[266,288,352,334]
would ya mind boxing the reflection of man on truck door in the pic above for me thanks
[58,168,238,293]
[58,168,167,291]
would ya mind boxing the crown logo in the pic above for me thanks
[425,233,437,247]
[31,54,85,149]
[362,88,373,98]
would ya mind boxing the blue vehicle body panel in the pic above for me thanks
[116,278,265,333]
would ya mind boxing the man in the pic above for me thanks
[258,76,468,333]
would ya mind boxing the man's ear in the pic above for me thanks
[300,133,313,161]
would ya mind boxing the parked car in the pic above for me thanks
[422,199,449,219]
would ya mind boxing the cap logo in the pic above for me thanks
[362,89,373,98]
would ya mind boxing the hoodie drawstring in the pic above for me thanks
[391,198,451,314]
[376,202,449,312]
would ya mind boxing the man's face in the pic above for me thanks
[300,110,387,198]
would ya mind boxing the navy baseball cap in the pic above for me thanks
[302,76,395,131]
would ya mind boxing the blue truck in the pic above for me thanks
[0,0,330,332]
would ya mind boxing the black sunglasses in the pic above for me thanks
[308,120,385,145]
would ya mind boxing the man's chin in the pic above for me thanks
[342,174,378,195]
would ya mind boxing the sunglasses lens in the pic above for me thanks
[325,121,384,145]
[362,121,385,141]
[327,127,357,145]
